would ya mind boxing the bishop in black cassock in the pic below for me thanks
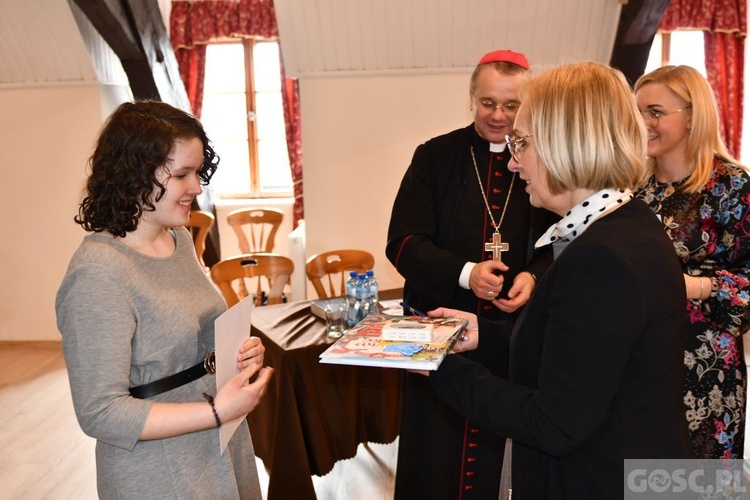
[386,122,554,499]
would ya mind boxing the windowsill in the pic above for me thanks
[213,197,295,209]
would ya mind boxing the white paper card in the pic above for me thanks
[379,299,403,316]
[214,294,254,453]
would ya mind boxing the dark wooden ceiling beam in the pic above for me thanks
[609,0,671,86]
[122,0,189,108]
[70,0,189,109]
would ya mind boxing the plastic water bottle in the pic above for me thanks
[366,270,379,314]
[346,271,359,327]
[356,273,370,321]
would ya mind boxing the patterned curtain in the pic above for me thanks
[170,0,304,225]
[170,0,279,118]
[280,54,304,228]
[659,0,747,157]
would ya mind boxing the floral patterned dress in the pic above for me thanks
[636,158,750,459]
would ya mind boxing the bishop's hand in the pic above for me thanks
[469,260,509,300]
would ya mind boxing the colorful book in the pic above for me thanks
[380,317,434,342]
[319,314,468,371]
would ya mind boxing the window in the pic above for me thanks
[201,40,292,198]
[645,31,706,76]
[644,31,750,166]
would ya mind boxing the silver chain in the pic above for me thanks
[470,145,516,234]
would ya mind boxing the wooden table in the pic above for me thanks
[247,299,402,500]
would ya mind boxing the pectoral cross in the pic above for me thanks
[485,232,509,261]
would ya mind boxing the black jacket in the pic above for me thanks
[431,199,694,499]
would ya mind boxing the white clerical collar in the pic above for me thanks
[535,188,633,258]
[489,142,506,153]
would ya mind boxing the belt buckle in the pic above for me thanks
[204,352,216,374]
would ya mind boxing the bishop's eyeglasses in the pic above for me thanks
[473,98,521,113]
[505,134,533,163]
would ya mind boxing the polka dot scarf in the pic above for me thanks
[535,188,633,258]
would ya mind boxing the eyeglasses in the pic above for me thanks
[505,134,533,162]
[473,98,520,113]
[639,106,690,126]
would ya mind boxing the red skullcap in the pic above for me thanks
[477,50,530,70]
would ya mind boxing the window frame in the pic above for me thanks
[203,38,292,199]
[646,31,706,77]
[243,38,262,198]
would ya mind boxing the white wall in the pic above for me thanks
[0,83,129,341]
[211,70,475,300]
[300,72,474,293]
[0,69,476,341]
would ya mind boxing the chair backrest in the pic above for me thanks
[226,207,284,254]
[305,249,375,299]
[210,253,295,308]
[185,210,215,267]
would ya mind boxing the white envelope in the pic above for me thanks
[214,294,254,453]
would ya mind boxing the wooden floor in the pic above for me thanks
[0,343,397,500]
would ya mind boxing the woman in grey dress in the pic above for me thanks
[56,101,272,499]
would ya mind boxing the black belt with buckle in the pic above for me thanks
[129,352,216,399]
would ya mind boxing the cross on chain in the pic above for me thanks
[485,232,509,262]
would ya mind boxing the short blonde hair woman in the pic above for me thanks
[522,60,647,195]
[417,62,693,499]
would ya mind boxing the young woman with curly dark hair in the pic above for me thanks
[56,100,272,499]
[75,100,219,237]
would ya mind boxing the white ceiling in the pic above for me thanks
[0,0,624,85]
[0,0,98,85]
[274,0,624,77]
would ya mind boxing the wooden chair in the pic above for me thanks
[185,210,215,267]
[210,253,294,308]
[305,249,375,299]
[226,207,284,254]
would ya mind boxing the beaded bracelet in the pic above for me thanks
[202,393,222,428]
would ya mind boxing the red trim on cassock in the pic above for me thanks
[458,418,469,497]
[393,234,414,269]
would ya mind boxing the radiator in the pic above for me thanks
[288,220,307,301]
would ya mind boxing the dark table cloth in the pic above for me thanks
[247,300,402,500]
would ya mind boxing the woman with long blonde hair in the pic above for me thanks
[635,65,750,458]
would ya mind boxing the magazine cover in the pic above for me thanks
[379,316,436,341]
[319,314,468,370]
